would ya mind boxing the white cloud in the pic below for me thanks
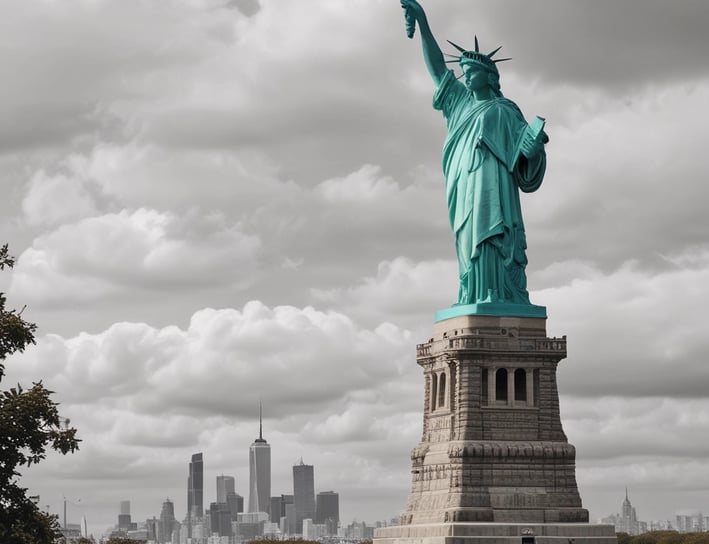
[9,208,261,305]
[312,257,456,328]
[5,301,414,415]
[537,248,709,399]
[64,142,293,213]
[316,164,400,202]
[21,170,97,227]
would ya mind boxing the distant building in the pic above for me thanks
[676,512,705,533]
[316,491,339,534]
[188,452,204,519]
[60,523,82,542]
[209,502,233,537]
[249,404,271,514]
[303,518,327,540]
[226,491,244,520]
[236,511,268,539]
[293,459,315,533]
[117,499,137,532]
[620,488,639,535]
[343,520,375,540]
[146,517,158,541]
[270,494,294,525]
[283,501,297,535]
[158,499,177,544]
[270,496,284,524]
[648,520,672,532]
[600,488,641,535]
[216,475,236,504]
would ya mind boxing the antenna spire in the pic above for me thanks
[259,398,263,440]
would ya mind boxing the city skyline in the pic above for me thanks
[103,440,344,539]
[2,0,709,536]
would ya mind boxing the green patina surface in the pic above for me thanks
[401,0,549,321]
[434,302,547,322]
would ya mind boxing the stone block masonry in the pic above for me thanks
[374,314,616,544]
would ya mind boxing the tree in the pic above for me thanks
[631,533,659,544]
[617,533,633,544]
[0,244,81,543]
[655,532,685,544]
[684,534,709,544]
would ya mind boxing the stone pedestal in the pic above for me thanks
[374,314,615,544]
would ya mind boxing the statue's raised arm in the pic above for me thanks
[400,0,446,86]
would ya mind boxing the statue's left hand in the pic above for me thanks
[520,128,547,159]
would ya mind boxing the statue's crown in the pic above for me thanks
[445,36,511,74]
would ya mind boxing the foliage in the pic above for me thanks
[684,534,709,544]
[0,244,81,543]
[631,533,659,544]
[656,531,686,544]
[248,540,320,544]
[0,245,35,381]
[625,532,709,544]
[617,533,633,544]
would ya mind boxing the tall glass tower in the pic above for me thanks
[293,459,315,533]
[216,475,236,504]
[248,402,271,514]
[187,452,204,518]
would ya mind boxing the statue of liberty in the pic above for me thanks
[401,0,549,313]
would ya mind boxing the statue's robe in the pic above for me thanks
[433,70,546,305]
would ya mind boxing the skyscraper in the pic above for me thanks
[118,500,132,532]
[270,494,294,525]
[209,502,233,537]
[158,498,176,544]
[620,488,640,535]
[316,491,339,534]
[248,403,271,514]
[187,452,204,519]
[216,475,235,504]
[226,491,244,520]
[293,459,315,533]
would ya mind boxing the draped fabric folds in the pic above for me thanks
[433,70,546,305]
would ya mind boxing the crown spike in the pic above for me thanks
[493,57,512,63]
[487,45,502,58]
[445,59,462,64]
[446,40,467,53]
[474,35,480,52]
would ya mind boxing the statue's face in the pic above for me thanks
[462,63,489,92]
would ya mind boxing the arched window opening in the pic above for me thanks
[514,369,527,402]
[495,368,507,402]
[431,374,438,410]
[438,372,447,408]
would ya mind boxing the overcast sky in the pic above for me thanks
[2,0,709,536]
